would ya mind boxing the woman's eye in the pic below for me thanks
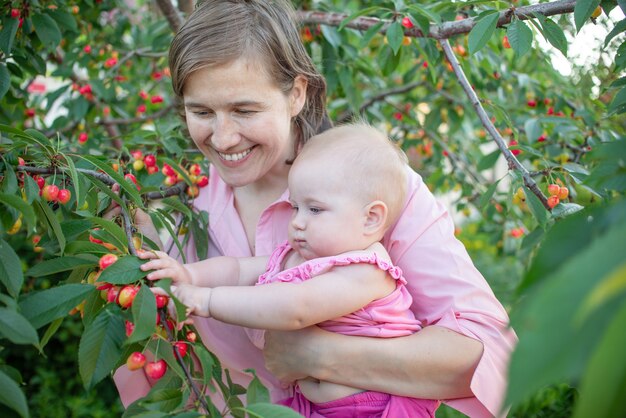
[236,109,255,115]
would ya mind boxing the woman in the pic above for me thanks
[114,1,516,417]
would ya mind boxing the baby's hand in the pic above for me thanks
[139,250,193,284]
[172,284,213,318]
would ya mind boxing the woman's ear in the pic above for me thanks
[363,200,388,236]
[290,75,308,117]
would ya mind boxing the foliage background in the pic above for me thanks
[0,0,625,416]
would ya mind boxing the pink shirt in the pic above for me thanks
[115,164,517,417]
[245,241,422,350]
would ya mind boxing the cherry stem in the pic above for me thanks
[158,310,210,413]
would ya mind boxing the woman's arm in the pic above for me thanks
[264,325,482,400]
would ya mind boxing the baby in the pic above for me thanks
[141,123,439,417]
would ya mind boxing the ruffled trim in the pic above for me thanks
[258,243,407,286]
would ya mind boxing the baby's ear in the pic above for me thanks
[363,200,388,235]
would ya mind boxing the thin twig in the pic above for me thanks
[439,39,550,210]
[336,81,423,123]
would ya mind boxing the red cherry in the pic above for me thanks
[196,175,209,188]
[547,183,560,196]
[99,253,118,270]
[547,195,560,209]
[42,184,60,202]
[57,189,72,205]
[144,360,167,380]
[401,16,414,29]
[150,95,164,104]
[186,331,197,343]
[509,140,521,156]
[161,163,176,177]
[137,104,147,114]
[147,165,159,175]
[118,285,139,309]
[173,341,188,358]
[78,132,88,144]
[537,134,547,143]
[558,187,569,200]
[11,8,20,18]
[126,352,146,371]
[502,36,511,49]
[125,320,135,337]
[83,45,92,54]
[527,100,537,108]
[143,154,156,167]
[24,108,36,118]
[35,176,45,190]
[155,294,169,309]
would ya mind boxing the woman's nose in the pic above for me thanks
[210,115,239,151]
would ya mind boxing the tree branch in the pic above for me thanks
[439,39,551,210]
[336,81,423,123]
[297,0,576,40]
[156,0,183,33]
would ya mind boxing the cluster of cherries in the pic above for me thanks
[82,241,196,381]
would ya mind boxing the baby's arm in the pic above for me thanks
[139,251,268,287]
[180,262,396,329]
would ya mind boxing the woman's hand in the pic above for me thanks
[263,327,324,386]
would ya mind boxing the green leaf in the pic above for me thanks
[127,285,157,344]
[79,305,126,390]
[0,307,39,346]
[523,118,542,143]
[468,11,499,54]
[506,19,533,57]
[507,219,626,407]
[574,0,602,32]
[88,216,129,253]
[140,388,183,412]
[338,6,381,31]
[541,19,568,56]
[19,284,96,329]
[244,369,270,405]
[161,197,192,220]
[40,317,63,351]
[550,202,584,219]
[604,18,626,48]
[238,403,303,418]
[62,154,82,210]
[26,256,96,277]
[80,155,143,207]
[32,13,62,50]
[190,211,209,261]
[46,9,78,32]
[0,193,37,232]
[0,238,23,298]
[479,180,500,209]
[98,256,148,285]
[36,200,66,254]
[578,263,626,322]
[573,299,626,418]
[0,63,9,101]
[477,149,501,171]
[386,21,404,55]
[0,369,29,418]
[0,17,19,55]
[406,4,442,25]
[338,66,358,112]
[524,186,549,227]
[608,86,626,115]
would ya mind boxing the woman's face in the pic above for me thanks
[183,58,307,188]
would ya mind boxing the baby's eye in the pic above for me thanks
[309,207,322,214]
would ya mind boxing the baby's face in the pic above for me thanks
[286,157,368,260]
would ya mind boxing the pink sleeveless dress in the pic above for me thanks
[247,242,440,418]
